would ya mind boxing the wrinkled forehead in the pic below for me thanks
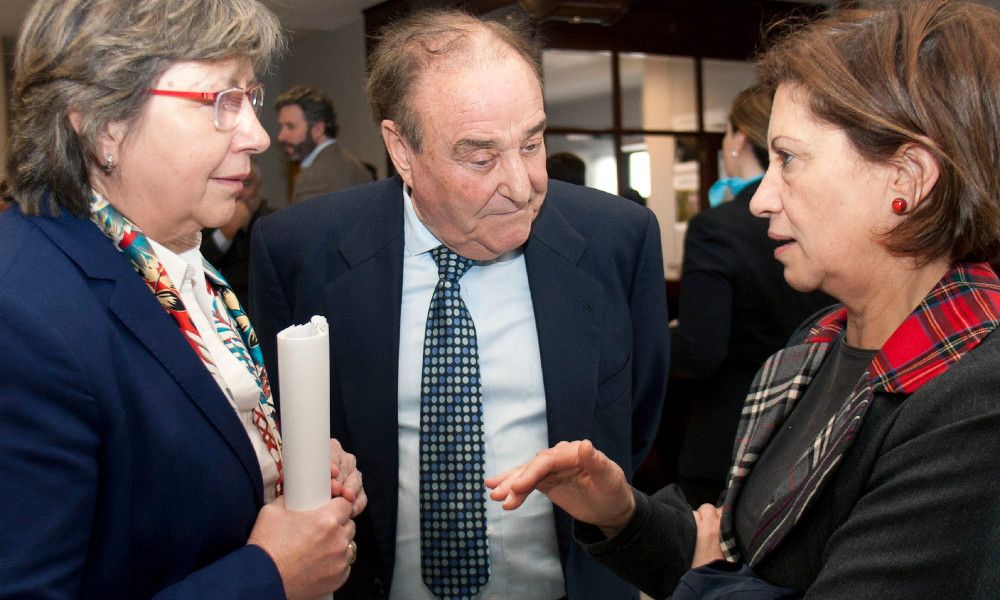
[412,53,542,128]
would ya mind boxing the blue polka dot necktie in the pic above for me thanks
[420,245,490,599]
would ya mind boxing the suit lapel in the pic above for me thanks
[323,178,405,568]
[524,200,605,447]
[35,211,265,504]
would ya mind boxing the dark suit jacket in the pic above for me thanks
[249,176,669,599]
[0,205,283,599]
[292,141,373,203]
[670,183,831,503]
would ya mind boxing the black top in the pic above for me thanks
[736,334,876,546]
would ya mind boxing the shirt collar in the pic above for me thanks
[804,262,1000,394]
[147,237,205,293]
[300,138,335,168]
[402,184,442,257]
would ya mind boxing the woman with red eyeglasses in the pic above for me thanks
[0,1,364,598]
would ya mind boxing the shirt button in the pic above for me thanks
[489,595,499,600]
[486,525,494,535]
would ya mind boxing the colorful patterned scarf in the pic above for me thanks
[720,262,1000,564]
[89,190,282,496]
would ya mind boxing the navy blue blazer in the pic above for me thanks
[249,176,669,599]
[0,205,284,599]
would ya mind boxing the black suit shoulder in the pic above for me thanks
[254,177,400,271]
[259,178,393,239]
[543,179,654,230]
[539,179,660,268]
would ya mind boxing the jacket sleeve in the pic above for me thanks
[152,546,285,600]
[575,484,697,598]
[627,209,670,474]
[0,295,287,600]
[0,295,101,598]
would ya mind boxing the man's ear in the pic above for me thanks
[309,120,326,144]
[890,143,940,208]
[380,119,414,187]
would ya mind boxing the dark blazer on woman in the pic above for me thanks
[0,205,284,599]
[581,264,1000,599]
[670,182,831,504]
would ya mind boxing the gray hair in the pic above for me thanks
[4,0,285,216]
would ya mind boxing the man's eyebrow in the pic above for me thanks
[453,119,547,153]
[524,119,546,139]
[454,137,497,152]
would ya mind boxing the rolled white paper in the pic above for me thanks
[277,315,331,512]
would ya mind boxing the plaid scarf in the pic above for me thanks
[719,262,1000,565]
[88,190,283,497]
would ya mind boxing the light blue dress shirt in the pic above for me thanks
[391,187,566,600]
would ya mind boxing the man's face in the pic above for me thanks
[276,104,316,162]
[395,53,548,261]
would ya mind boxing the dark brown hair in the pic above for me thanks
[275,84,339,139]
[366,9,541,152]
[5,0,284,217]
[757,0,1000,264]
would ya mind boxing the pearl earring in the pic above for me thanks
[101,153,116,175]
[730,150,739,158]
[101,152,116,175]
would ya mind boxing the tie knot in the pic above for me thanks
[430,245,475,282]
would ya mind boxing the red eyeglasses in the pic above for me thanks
[148,83,264,131]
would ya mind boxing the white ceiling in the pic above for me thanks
[0,0,384,40]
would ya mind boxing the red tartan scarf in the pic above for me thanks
[719,262,1000,564]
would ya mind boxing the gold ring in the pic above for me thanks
[347,540,357,565]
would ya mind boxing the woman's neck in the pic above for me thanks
[842,258,951,349]
[160,232,201,254]
[90,176,200,254]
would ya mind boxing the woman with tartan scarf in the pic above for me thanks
[0,1,365,598]
[489,1,1000,598]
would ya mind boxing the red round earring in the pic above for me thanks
[891,197,908,214]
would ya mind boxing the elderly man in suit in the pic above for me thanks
[250,9,668,600]
[275,85,373,203]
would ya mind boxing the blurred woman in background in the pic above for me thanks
[670,85,830,505]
